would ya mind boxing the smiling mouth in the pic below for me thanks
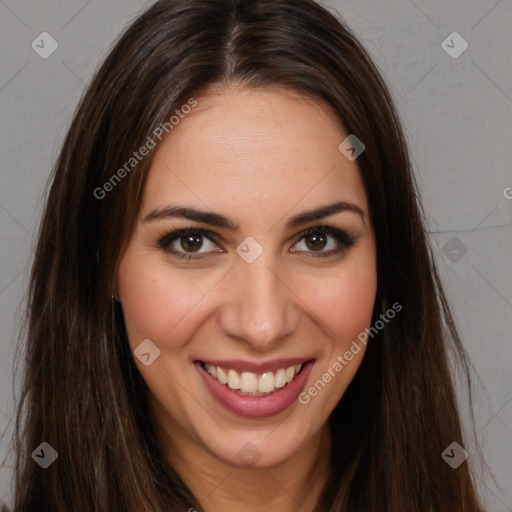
[200,361,306,397]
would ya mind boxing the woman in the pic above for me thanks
[9,0,484,510]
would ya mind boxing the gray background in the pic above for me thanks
[0,0,511,509]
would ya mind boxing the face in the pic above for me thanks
[118,86,377,469]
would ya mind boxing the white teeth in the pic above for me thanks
[240,372,258,393]
[274,368,287,388]
[285,365,296,383]
[258,372,275,393]
[227,369,241,390]
[204,363,217,379]
[203,362,305,394]
[217,366,227,384]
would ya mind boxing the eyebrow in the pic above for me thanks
[142,200,365,229]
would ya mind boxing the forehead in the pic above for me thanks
[141,86,369,222]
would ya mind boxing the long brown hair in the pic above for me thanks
[12,0,483,510]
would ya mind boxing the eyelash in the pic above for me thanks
[157,225,357,261]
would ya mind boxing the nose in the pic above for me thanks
[216,254,301,351]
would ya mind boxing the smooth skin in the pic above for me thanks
[118,86,377,512]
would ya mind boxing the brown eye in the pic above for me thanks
[158,228,220,259]
[291,226,356,258]
[304,232,328,251]
[180,233,203,252]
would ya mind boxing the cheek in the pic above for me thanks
[117,251,212,350]
[303,260,377,345]
[296,260,376,414]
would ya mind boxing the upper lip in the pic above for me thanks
[197,358,314,374]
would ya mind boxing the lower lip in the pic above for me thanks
[196,360,315,418]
